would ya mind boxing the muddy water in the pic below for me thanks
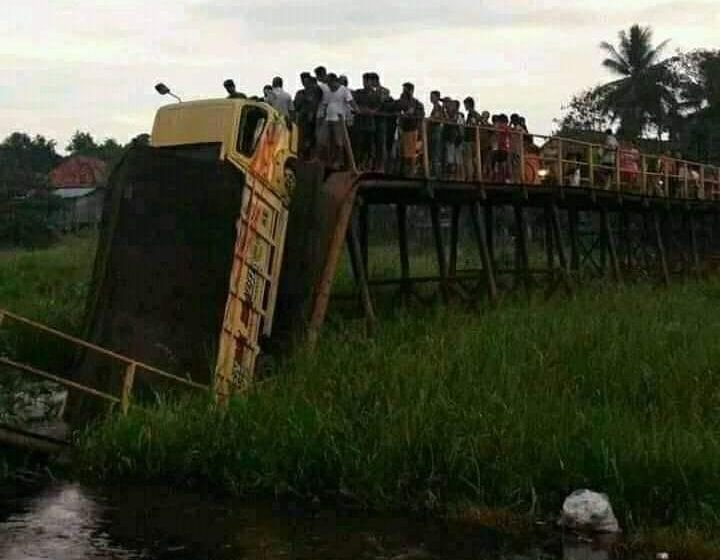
[0,482,617,560]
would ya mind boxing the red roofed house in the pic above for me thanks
[49,155,107,189]
[48,156,108,231]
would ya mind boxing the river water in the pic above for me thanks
[0,482,619,560]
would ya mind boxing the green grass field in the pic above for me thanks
[4,235,720,551]
[79,282,720,540]
[0,234,97,332]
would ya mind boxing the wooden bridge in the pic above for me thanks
[3,120,720,449]
[305,119,720,329]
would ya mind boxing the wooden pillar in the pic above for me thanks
[359,201,369,275]
[550,203,572,292]
[430,204,450,302]
[470,202,498,301]
[513,204,531,293]
[601,208,622,284]
[544,205,555,271]
[120,362,136,415]
[654,209,671,286]
[422,120,431,179]
[449,205,461,277]
[620,208,632,272]
[396,204,411,298]
[688,212,701,279]
[485,205,496,269]
[568,207,580,273]
[347,212,377,324]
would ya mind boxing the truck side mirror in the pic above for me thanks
[155,83,170,95]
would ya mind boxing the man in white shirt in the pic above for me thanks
[270,77,294,120]
[314,66,331,159]
[323,73,358,168]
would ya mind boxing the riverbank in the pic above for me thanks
[1,235,96,482]
[78,282,720,548]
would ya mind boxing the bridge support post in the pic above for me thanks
[688,212,701,279]
[359,200,370,275]
[514,204,532,294]
[120,362,136,415]
[396,204,412,301]
[550,203,573,294]
[430,203,450,302]
[654,209,671,286]
[568,207,580,274]
[485,205,495,270]
[471,202,498,302]
[347,211,377,326]
[449,204,461,277]
[601,208,622,284]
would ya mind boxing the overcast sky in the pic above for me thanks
[2,0,719,151]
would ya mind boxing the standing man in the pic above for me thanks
[352,73,376,169]
[429,90,446,178]
[463,97,481,181]
[270,77,294,120]
[314,66,331,160]
[323,73,358,169]
[368,73,392,172]
[294,72,322,159]
[397,82,425,177]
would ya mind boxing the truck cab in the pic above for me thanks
[151,98,298,198]
[78,98,300,401]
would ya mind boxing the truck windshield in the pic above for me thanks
[237,105,268,157]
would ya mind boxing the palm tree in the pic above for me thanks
[596,24,676,139]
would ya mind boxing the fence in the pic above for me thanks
[0,308,208,415]
[327,113,720,200]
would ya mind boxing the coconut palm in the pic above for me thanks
[596,24,676,138]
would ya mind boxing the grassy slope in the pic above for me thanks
[79,282,720,536]
[0,235,97,332]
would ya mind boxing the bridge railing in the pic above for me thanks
[0,308,209,415]
[339,113,720,200]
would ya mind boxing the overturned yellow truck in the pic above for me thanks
[78,98,356,400]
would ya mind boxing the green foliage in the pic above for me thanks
[0,132,61,195]
[0,235,97,367]
[0,194,63,249]
[79,282,720,533]
[556,88,613,133]
[66,131,125,164]
[596,24,676,139]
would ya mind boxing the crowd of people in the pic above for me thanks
[222,70,716,197]
[222,68,530,180]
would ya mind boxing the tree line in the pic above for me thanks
[558,24,720,164]
[0,131,149,196]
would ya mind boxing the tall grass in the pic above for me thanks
[0,234,97,332]
[79,282,720,533]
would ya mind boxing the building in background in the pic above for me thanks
[48,156,107,231]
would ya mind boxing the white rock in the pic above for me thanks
[559,490,621,533]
